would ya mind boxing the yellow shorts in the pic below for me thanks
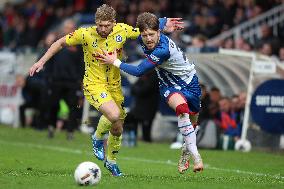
[84,84,126,120]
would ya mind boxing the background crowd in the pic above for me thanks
[1,0,283,59]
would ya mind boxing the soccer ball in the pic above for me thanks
[74,161,101,186]
[235,139,252,152]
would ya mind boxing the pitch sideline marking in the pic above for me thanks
[0,140,283,180]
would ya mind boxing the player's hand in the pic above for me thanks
[97,49,118,65]
[29,61,44,76]
[164,18,184,33]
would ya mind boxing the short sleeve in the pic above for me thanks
[158,17,167,30]
[66,28,84,46]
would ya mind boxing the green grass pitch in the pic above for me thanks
[0,125,283,189]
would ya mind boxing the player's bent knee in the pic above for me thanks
[106,112,120,124]
[110,126,122,136]
[176,103,190,116]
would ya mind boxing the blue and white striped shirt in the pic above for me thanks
[120,33,197,90]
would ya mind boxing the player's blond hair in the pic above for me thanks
[95,4,116,22]
[136,12,159,32]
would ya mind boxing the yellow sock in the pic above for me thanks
[107,133,122,162]
[94,115,112,140]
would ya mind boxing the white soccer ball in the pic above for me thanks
[235,139,252,152]
[74,161,101,186]
[0,107,14,125]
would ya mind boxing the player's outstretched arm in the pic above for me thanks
[163,18,184,33]
[29,36,67,76]
[97,50,155,77]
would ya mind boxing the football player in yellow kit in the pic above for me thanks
[29,4,184,176]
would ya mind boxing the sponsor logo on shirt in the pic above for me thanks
[150,54,160,62]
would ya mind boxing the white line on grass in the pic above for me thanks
[119,156,284,180]
[0,140,283,180]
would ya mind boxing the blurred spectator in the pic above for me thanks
[223,38,234,49]
[231,94,242,137]
[251,4,263,18]
[208,101,220,121]
[19,74,47,129]
[204,11,222,38]
[16,74,31,127]
[242,41,253,51]
[255,24,280,54]
[186,34,218,53]
[19,32,57,129]
[208,87,222,128]
[209,86,222,104]
[259,42,273,56]
[25,17,40,49]
[220,0,237,28]
[230,95,240,114]
[223,37,253,51]
[278,24,284,45]
[238,92,247,127]
[185,13,206,36]
[191,34,206,48]
[198,83,211,124]
[234,37,245,50]
[124,70,159,142]
[217,97,239,150]
[46,19,84,140]
[13,17,26,48]
[278,47,284,62]
[233,7,246,25]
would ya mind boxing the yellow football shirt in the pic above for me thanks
[65,23,140,87]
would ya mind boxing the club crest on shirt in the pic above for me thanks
[115,35,122,42]
[164,90,170,97]
[100,92,108,98]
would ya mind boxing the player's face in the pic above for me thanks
[96,20,115,38]
[141,29,160,50]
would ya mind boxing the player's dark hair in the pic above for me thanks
[95,4,116,22]
[136,12,159,32]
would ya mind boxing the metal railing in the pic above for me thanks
[207,4,284,46]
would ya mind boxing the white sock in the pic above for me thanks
[178,113,199,157]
